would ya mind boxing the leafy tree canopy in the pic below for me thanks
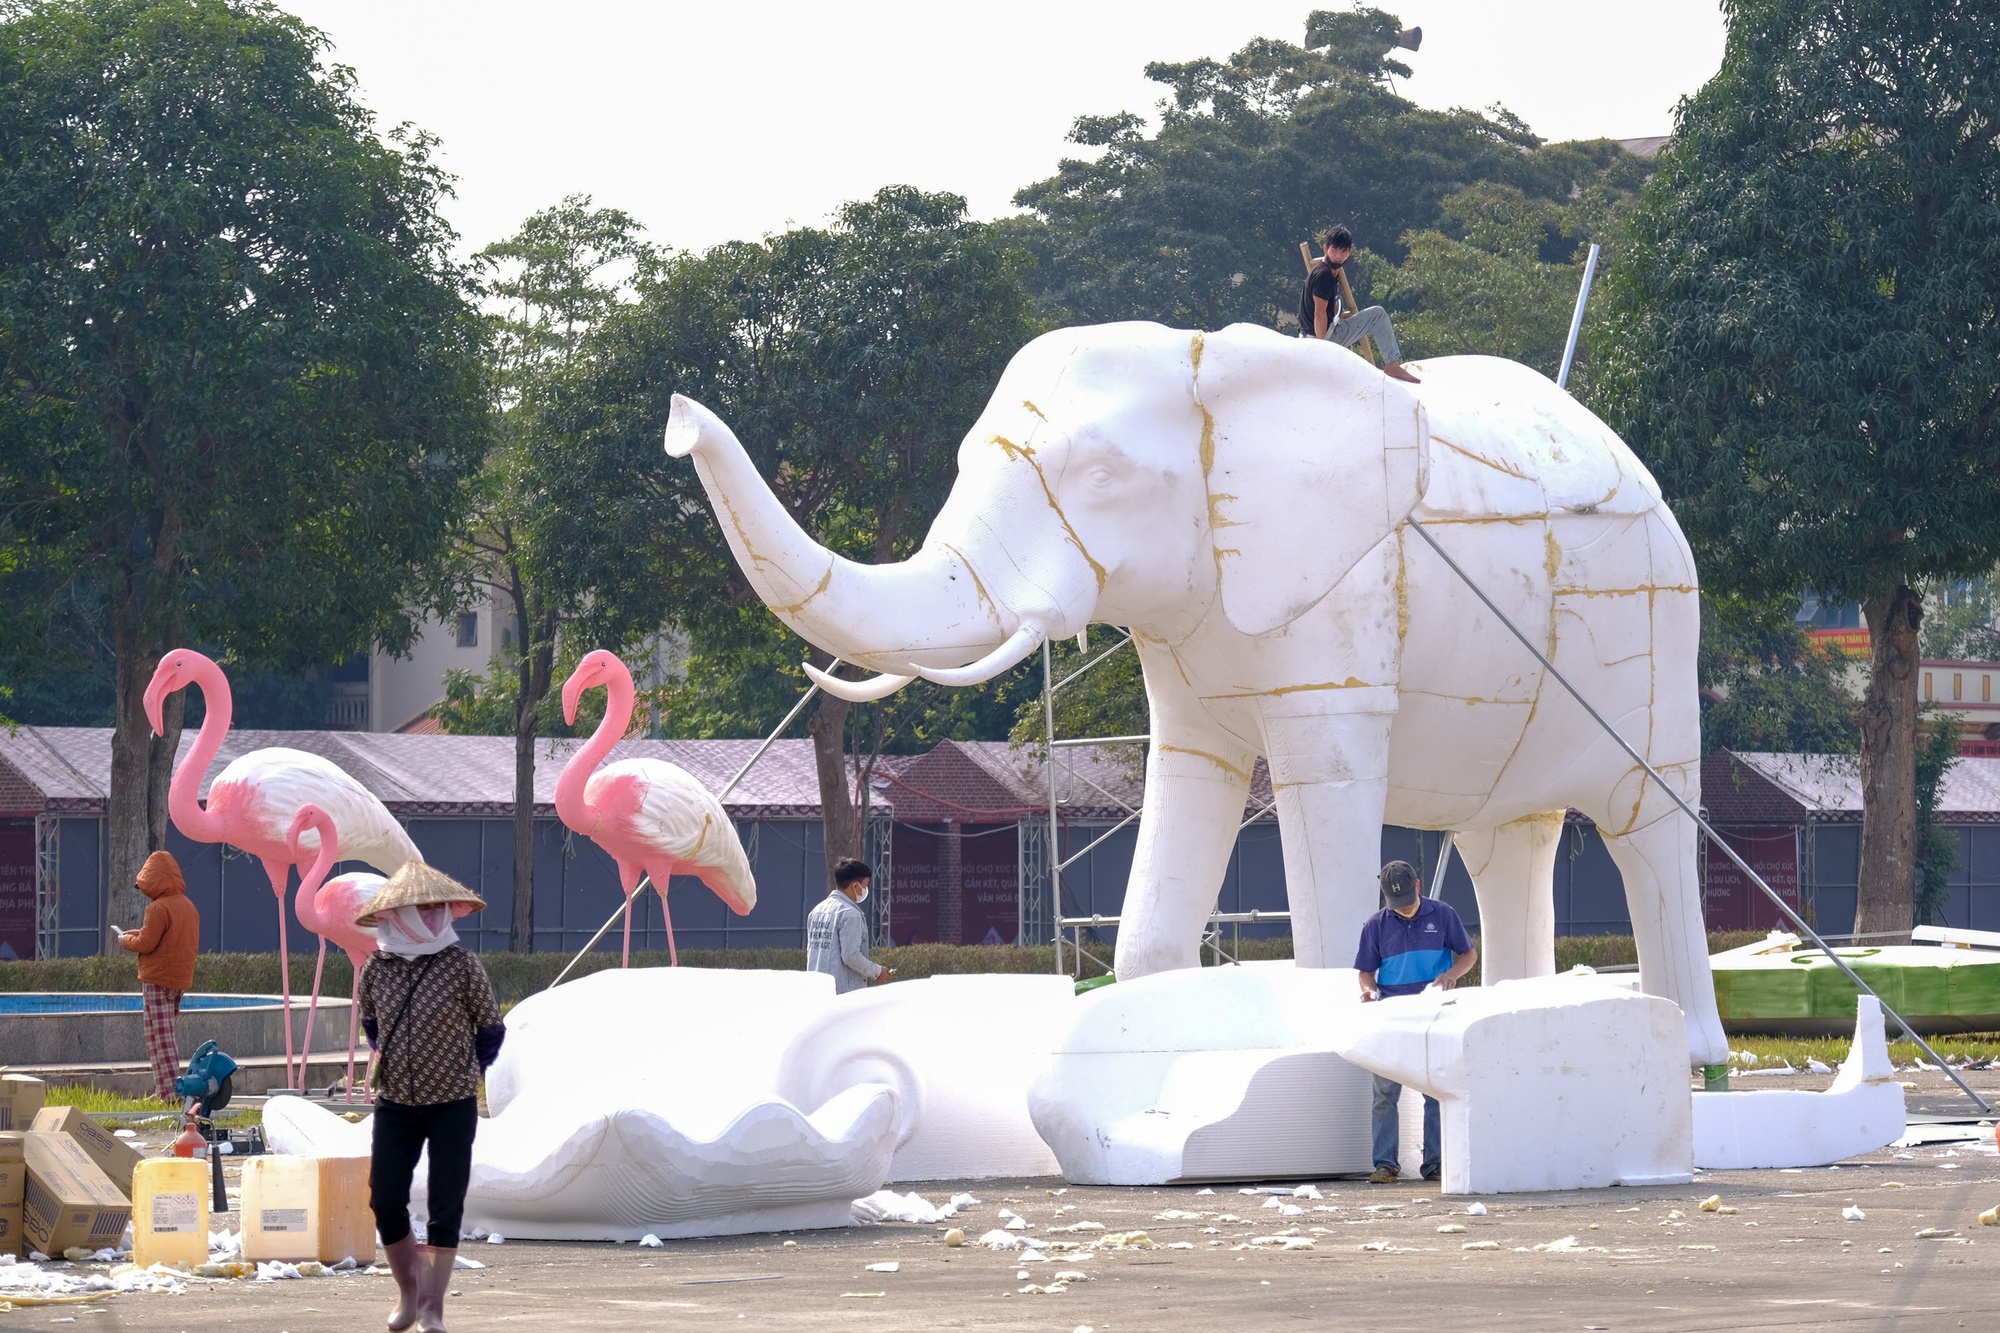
[1011,5,1649,330]
[0,0,486,921]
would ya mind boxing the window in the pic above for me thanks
[456,613,479,648]
[1955,673,1964,701]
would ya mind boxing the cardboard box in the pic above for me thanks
[0,1132,23,1257]
[31,1106,143,1198]
[0,1075,45,1132]
[21,1131,130,1258]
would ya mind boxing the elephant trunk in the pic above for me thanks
[666,395,1012,674]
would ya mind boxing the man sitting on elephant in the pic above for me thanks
[1300,225,1420,384]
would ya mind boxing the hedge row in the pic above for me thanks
[0,931,1767,1005]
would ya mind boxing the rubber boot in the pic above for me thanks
[382,1235,423,1332]
[416,1244,456,1333]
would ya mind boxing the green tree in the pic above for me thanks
[0,0,485,930]
[1364,183,1621,379]
[1697,597,1859,756]
[1598,0,2000,934]
[452,195,648,951]
[1012,6,1649,331]
[553,186,1047,884]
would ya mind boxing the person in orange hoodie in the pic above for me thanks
[117,851,200,1101]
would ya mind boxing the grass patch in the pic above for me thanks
[43,1084,179,1114]
[1725,1035,2000,1068]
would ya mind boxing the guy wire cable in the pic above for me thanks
[1406,516,1993,1113]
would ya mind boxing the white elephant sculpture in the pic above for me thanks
[667,322,1726,1065]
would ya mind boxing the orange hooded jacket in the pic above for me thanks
[122,851,199,991]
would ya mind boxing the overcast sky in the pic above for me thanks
[281,1,1729,256]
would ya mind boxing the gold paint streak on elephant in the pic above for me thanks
[1157,743,1252,784]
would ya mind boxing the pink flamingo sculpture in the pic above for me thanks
[556,649,757,966]
[288,807,387,1104]
[146,649,421,1088]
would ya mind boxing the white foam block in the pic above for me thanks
[487,967,834,1113]
[1332,977,1693,1194]
[775,974,1071,1181]
[1692,997,1905,1170]
[1028,962,1375,1185]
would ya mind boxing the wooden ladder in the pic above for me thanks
[1297,240,1379,366]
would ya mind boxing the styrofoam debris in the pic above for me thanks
[852,1190,955,1225]
[863,1261,899,1272]
[1167,1241,1194,1249]
[1195,1188,1215,1196]
[255,1261,302,1281]
[452,1256,485,1270]
[112,1129,136,1139]
[1698,1195,1722,1212]
[485,1233,506,1244]
[1533,1236,1607,1253]
[1004,1216,1031,1230]
[1277,1204,1304,1216]
[979,1230,1019,1250]
[1915,1227,1956,1239]
[1843,1206,1866,1221]
[1807,1058,1833,1074]
[943,1228,965,1247]
[1261,1196,1282,1210]
[1462,1240,1500,1251]
[207,1229,240,1258]
[638,1235,663,1249]
[949,1193,980,1209]
[1292,1185,1323,1199]
[1018,1249,1048,1263]
[1437,1224,1467,1234]
[1466,1203,1488,1216]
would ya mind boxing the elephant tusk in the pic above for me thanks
[916,624,1045,688]
[803,662,917,702]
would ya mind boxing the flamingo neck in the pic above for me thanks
[293,812,337,934]
[168,657,233,843]
[554,664,635,833]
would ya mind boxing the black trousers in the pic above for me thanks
[371,1096,478,1249]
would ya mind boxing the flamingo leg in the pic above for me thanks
[275,889,295,1090]
[344,966,360,1105]
[620,884,635,968]
[658,882,677,967]
[301,938,326,1093]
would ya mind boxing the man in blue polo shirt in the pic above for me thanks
[1355,860,1477,1183]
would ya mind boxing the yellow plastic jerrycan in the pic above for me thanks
[131,1156,210,1268]
[240,1154,374,1264]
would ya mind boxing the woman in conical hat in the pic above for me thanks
[355,863,501,1333]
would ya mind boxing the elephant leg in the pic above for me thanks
[1599,813,1729,1066]
[1454,814,1563,983]
[1259,707,1395,969]
[1112,728,1256,981]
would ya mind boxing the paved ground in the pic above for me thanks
[20,1069,2000,1332]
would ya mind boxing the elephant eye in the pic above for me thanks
[1087,466,1114,488]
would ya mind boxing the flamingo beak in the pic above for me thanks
[561,666,587,726]
[142,658,175,736]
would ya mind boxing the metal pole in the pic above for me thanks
[1406,517,1992,1112]
[1045,640,1064,974]
[543,659,837,992]
[546,875,652,990]
[1430,831,1457,901]
[1555,242,1601,391]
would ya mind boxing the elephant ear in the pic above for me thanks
[1196,325,1428,637]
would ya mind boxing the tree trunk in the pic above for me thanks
[107,597,182,944]
[1856,585,1923,937]
[807,671,854,893]
[509,586,556,954]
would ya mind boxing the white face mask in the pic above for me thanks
[847,883,869,904]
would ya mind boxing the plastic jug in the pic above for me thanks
[240,1154,375,1263]
[131,1157,210,1268]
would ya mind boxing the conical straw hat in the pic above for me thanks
[354,862,485,928]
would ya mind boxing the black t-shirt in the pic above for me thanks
[1298,258,1344,335]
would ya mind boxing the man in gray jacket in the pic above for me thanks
[806,858,892,995]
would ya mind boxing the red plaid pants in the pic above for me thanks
[141,983,183,1102]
